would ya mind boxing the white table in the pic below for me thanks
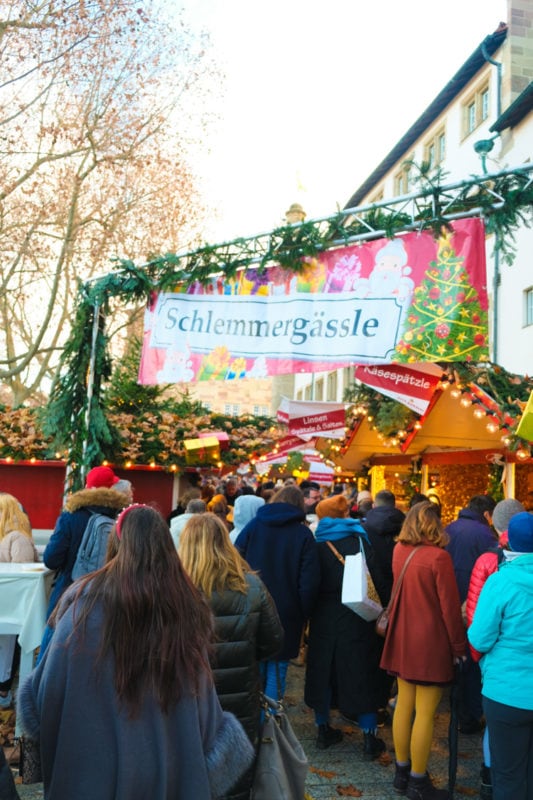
[0,563,53,735]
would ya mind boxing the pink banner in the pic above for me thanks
[354,363,443,415]
[139,219,488,384]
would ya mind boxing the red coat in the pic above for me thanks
[380,542,466,684]
[465,549,500,662]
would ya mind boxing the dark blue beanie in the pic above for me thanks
[508,512,533,553]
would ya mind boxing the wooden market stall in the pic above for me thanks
[327,387,533,524]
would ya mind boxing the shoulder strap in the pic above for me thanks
[326,540,345,566]
[388,546,419,607]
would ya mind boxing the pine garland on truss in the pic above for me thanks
[42,166,533,487]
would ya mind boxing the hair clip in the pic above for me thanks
[115,503,149,539]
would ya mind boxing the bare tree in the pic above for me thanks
[0,0,216,404]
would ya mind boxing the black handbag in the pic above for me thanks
[19,736,42,784]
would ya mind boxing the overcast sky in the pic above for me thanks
[179,0,508,243]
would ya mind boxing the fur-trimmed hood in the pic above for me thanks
[65,487,127,514]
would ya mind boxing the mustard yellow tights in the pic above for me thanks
[392,678,444,775]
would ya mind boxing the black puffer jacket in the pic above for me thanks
[363,505,405,604]
[209,572,283,743]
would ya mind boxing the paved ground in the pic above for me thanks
[285,664,483,799]
[7,663,485,799]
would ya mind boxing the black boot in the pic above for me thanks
[480,764,492,799]
[363,731,386,760]
[316,724,343,749]
[393,762,411,795]
[406,773,449,800]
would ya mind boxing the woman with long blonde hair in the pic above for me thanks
[179,512,283,800]
[0,493,37,563]
[0,493,37,708]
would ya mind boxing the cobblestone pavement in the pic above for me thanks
[9,663,485,799]
[285,663,483,799]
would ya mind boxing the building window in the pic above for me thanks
[232,404,240,416]
[327,371,338,401]
[315,378,324,401]
[253,405,260,416]
[343,367,354,393]
[224,403,232,415]
[526,287,533,326]
[424,128,446,168]
[462,82,490,137]
[262,405,269,416]
[481,88,490,121]
[394,160,413,195]
[467,102,476,134]
[439,132,446,161]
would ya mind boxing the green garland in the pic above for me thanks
[41,166,533,488]
[343,360,533,451]
[344,382,417,437]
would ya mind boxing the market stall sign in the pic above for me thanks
[277,398,347,440]
[354,363,443,415]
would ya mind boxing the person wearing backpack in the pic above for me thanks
[37,466,127,663]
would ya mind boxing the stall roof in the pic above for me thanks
[329,388,506,473]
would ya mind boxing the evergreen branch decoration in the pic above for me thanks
[342,360,533,454]
[39,165,533,487]
[343,381,418,438]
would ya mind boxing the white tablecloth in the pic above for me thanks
[0,563,53,655]
[0,563,53,735]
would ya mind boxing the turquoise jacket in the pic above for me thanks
[468,553,533,710]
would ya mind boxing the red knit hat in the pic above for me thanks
[86,466,120,489]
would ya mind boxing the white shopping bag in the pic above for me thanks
[341,542,383,621]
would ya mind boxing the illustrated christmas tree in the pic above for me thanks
[393,229,489,363]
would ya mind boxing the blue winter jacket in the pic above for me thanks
[445,508,498,601]
[43,487,125,617]
[235,502,320,660]
[468,553,533,710]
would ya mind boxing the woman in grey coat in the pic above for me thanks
[18,504,253,800]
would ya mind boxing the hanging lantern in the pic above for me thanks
[516,446,530,461]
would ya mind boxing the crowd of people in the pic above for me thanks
[1,471,533,800]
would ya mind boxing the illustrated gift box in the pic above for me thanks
[184,436,221,466]
[199,430,230,451]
